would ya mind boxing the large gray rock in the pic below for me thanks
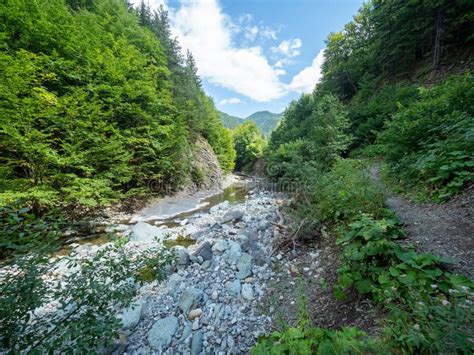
[223,241,242,265]
[257,220,269,231]
[167,273,184,291]
[252,248,267,266]
[241,284,254,301]
[173,247,190,270]
[179,287,203,314]
[210,200,230,213]
[121,300,143,329]
[236,253,252,279]
[212,240,228,252]
[130,222,168,243]
[226,280,241,297]
[191,330,203,355]
[193,241,213,262]
[221,210,245,223]
[148,316,179,350]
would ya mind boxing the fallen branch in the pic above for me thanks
[270,218,308,255]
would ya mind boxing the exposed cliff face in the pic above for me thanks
[186,135,224,192]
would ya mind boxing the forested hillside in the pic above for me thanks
[259,0,474,353]
[0,0,234,213]
[219,111,243,129]
[219,110,282,136]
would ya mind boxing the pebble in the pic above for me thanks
[189,308,203,320]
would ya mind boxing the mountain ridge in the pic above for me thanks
[219,110,282,136]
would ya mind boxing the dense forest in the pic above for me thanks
[258,0,474,353]
[0,0,234,216]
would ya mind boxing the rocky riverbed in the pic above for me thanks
[1,180,287,354]
[119,189,282,354]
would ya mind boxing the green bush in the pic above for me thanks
[253,326,380,355]
[379,74,474,200]
[0,202,65,256]
[0,238,174,352]
[232,121,266,172]
[253,283,382,354]
[267,93,351,180]
[311,159,386,224]
[335,214,474,353]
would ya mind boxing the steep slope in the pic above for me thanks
[246,111,282,136]
[219,111,244,129]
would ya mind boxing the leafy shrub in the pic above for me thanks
[310,159,386,224]
[253,283,382,354]
[253,326,379,355]
[0,202,64,256]
[379,74,474,200]
[335,214,474,353]
[0,239,174,353]
[350,84,419,149]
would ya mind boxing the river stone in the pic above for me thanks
[188,308,203,320]
[221,210,245,223]
[121,300,143,329]
[167,273,184,291]
[223,241,242,264]
[241,284,254,301]
[191,331,203,355]
[179,287,203,314]
[193,241,213,262]
[212,240,229,252]
[130,222,168,243]
[236,253,252,279]
[226,280,241,297]
[257,220,269,231]
[174,247,190,270]
[148,316,179,350]
[252,248,267,266]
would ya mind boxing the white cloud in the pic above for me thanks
[271,38,302,58]
[170,0,286,102]
[288,48,325,94]
[260,26,277,40]
[244,26,259,42]
[218,97,242,105]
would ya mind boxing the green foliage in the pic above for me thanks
[253,283,382,354]
[267,94,351,181]
[319,0,473,102]
[379,74,474,200]
[0,203,64,256]
[246,111,282,137]
[349,84,420,148]
[0,239,174,352]
[0,0,235,211]
[232,121,266,172]
[335,214,474,353]
[310,159,386,224]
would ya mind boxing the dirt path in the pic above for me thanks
[370,165,474,278]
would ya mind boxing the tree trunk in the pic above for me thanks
[433,9,443,67]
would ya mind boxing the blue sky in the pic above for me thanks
[132,0,364,117]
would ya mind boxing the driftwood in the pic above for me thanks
[270,203,308,255]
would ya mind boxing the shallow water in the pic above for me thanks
[57,180,251,254]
